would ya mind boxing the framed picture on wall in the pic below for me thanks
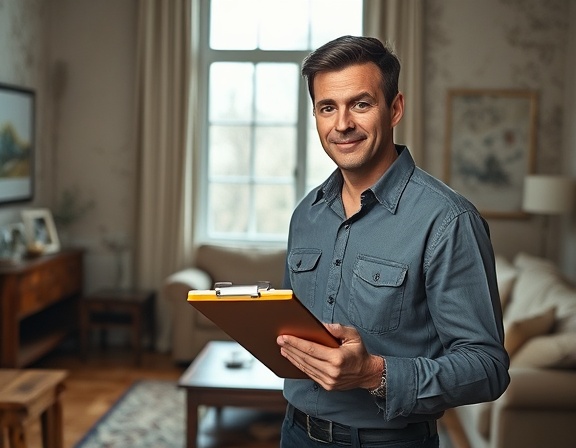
[0,83,35,205]
[444,89,538,218]
[22,208,60,254]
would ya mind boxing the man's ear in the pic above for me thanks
[390,93,404,128]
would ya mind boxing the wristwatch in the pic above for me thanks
[369,356,387,398]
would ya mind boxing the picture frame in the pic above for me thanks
[0,222,26,261]
[22,208,60,254]
[0,83,35,205]
[444,89,538,218]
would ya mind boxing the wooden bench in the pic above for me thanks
[0,369,67,448]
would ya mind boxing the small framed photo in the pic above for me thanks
[22,208,60,254]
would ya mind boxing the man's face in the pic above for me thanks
[312,62,403,180]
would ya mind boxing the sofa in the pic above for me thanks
[163,244,286,362]
[454,252,576,448]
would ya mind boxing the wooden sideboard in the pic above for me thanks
[0,249,84,368]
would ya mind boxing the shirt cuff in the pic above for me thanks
[379,356,417,420]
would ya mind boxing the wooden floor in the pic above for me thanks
[18,345,470,448]
[22,346,185,448]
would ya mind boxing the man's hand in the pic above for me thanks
[276,324,383,391]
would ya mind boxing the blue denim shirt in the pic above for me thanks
[282,146,509,428]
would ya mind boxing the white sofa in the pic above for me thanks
[454,252,576,448]
[163,244,286,362]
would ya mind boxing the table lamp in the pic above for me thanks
[522,174,575,257]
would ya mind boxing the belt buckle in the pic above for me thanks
[306,415,333,443]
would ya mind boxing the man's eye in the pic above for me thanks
[319,105,335,113]
[355,101,371,110]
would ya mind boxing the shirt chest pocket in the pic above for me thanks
[288,249,322,307]
[349,256,408,334]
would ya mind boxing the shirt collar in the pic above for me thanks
[312,145,415,214]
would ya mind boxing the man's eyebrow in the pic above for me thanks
[314,91,376,109]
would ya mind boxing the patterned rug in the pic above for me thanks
[74,380,452,448]
[74,380,185,448]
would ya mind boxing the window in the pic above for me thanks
[199,0,363,243]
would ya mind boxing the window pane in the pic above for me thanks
[307,129,335,189]
[306,102,336,189]
[254,126,296,178]
[209,63,254,123]
[209,184,250,233]
[310,0,363,48]
[210,0,258,49]
[255,184,294,234]
[209,126,252,176]
[259,0,309,50]
[256,63,299,124]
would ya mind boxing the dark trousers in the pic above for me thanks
[280,406,440,448]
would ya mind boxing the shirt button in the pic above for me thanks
[334,259,341,266]
[327,296,334,305]
[344,224,350,230]
[373,273,380,281]
[313,384,319,390]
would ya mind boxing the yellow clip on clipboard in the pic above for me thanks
[187,282,340,379]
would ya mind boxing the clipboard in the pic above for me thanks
[187,282,340,379]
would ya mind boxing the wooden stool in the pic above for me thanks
[80,289,155,365]
[0,369,67,448]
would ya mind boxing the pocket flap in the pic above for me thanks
[288,249,322,272]
[354,257,407,287]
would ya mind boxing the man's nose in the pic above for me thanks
[335,110,354,132]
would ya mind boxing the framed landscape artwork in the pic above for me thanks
[0,83,35,205]
[444,89,538,218]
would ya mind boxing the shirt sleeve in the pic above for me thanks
[382,211,510,419]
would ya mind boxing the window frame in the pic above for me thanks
[196,0,362,245]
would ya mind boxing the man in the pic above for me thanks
[276,36,509,448]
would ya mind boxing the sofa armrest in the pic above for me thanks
[164,268,213,298]
[490,367,576,448]
[497,367,576,409]
[163,268,216,362]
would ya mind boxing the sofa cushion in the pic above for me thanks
[195,244,286,288]
[504,307,556,357]
[494,255,517,310]
[511,332,576,369]
[546,282,576,333]
[504,253,562,323]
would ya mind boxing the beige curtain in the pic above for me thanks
[364,0,424,164]
[134,0,197,352]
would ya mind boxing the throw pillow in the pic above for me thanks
[511,332,576,369]
[504,307,556,357]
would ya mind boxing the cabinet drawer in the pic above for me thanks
[18,255,82,317]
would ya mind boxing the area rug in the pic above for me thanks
[74,380,185,448]
[74,379,453,448]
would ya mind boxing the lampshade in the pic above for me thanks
[522,175,575,215]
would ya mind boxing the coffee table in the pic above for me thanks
[178,340,287,448]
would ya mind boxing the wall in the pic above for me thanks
[0,0,138,293]
[424,0,572,266]
[45,0,138,291]
[1,0,574,292]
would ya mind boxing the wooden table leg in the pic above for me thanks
[8,424,26,448]
[132,307,142,366]
[41,399,64,448]
[186,392,198,448]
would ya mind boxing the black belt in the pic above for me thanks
[290,404,437,444]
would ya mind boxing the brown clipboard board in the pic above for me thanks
[187,283,340,379]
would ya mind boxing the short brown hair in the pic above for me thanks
[301,35,400,107]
